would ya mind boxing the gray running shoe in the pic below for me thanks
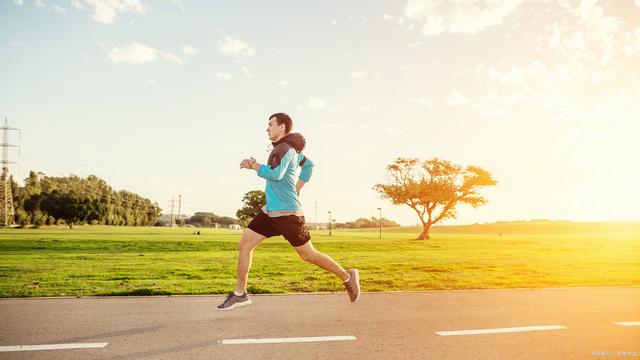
[216,291,252,311]
[343,269,361,303]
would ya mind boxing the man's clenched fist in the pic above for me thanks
[240,157,257,169]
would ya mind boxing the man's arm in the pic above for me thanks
[295,153,314,195]
[250,149,294,181]
[298,153,314,183]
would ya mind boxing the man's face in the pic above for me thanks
[267,117,285,141]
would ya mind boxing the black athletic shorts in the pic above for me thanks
[247,211,311,247]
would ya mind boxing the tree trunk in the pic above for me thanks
[416,224,430,240]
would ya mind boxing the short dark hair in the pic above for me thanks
[269,112,293,134]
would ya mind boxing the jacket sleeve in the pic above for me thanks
[257,149,295,181]
[298,152,314,183]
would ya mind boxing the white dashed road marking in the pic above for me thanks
[220,335,357,344]
[0,342,108,352]
[435,325,567,336]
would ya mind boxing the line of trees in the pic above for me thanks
[328,217,400,229]
[185,212,238,227]
[10,171,162,228]
[235,189,400,229]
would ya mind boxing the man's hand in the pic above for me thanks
[239,159,252,169]
[240,157,260,171]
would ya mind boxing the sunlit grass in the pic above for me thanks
[0,221,638,297]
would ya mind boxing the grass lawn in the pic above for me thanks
[1,221,638,297]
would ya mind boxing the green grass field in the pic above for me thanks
[1,221,638,298]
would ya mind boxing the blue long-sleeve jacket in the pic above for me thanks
[257,132,314,211]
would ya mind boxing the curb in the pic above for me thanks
[1,285,639,300]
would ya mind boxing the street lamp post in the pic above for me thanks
[377,207,382,239]
[328,211,332,237]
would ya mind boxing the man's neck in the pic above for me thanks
[272,133,287,143]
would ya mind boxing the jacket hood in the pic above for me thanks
[272,132,306,153]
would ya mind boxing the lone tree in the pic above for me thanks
[236,190,266,227]
[373,157,497,240]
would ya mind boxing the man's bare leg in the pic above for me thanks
[235,228,267,293]
[294,241,350,282]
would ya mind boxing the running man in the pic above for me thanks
[217,112,361,310]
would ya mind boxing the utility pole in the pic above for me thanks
[328,211,332,237]
[177,195,182,227]
[168,197,176,227]
[0,118,18,227]
[377,207,382,239]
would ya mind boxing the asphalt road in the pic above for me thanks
[1,286,638,359]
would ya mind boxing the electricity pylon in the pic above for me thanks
[0,118,19,226]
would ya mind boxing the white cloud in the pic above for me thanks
[71,0,84,10]
[445,89,507,117]
[408,40,422,48]
[350,70,369,79]
[78,0,147,24]
[359,106,380,113]
[622,27,640,56]
[461,0,640,118]
[35,0,45,7]
[413,97,435,108]
[405,0,523,36]
[219,36,255,58]
[216,72,232,80]
[351,69,379,79]
[322,124,339,131]
[52,4,66,13]
[332,19,338,26]
[12,0,23,5]
[385,126,403,134]
[307,97,327,110]
[170,0,184,11]
[181,45,197,55]
[241,66,253,78]
[162,53,184,64]
[400,65,419,72]
[359,124,372,130]
[383,14,405,25]
[278,80,287,86]
[146,80,156,84]
[446,89,468,106]
[107,42,183,65]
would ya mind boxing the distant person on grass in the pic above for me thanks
[217,112,360,310]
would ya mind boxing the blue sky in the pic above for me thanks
[2,0,639,226]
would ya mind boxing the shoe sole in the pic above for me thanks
[216,299,252,311]
[350,269,360,303]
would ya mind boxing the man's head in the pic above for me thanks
[267,112,292,141]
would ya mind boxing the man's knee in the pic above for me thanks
[297,247,318,262]
[238,241,252,252]
[238,229,260,252]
